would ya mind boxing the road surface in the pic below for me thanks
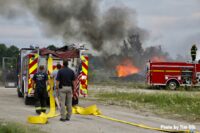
[0,87,199,133]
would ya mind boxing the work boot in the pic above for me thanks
[65,117,70,121]
[36,110,41,115]
[60,118,66,122]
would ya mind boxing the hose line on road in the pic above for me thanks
[73,105,196,133]
[27,104,198,133]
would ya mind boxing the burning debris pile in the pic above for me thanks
[110,74,145,82]
[112,34,169,76]
[117,34,169,74]
[116,59,140,77]
[89,34,170,81]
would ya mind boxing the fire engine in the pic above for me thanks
[17,45,89,105]
[146,61,200,90]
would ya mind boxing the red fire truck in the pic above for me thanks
[17,46,89,105]
[146,61,200,90]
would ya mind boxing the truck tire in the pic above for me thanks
[167,80,179,90]
[17,88,23,97]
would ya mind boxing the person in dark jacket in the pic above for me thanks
[56,60,75,121]
[32,65,48,114]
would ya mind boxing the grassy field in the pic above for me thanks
[90,84,200,122]
[90,81,148,89]
[0,121,46,133]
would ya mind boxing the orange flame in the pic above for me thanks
[116,59,140,77]
[151,56,166,62]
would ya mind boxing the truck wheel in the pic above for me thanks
[17,88,23,97]
[167,80,179,90]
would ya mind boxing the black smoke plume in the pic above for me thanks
[0,0,148,53]
[0,0,172,79]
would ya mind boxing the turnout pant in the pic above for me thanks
[59,86,72,120]
[35,90,47,114]
[192,55,196,62]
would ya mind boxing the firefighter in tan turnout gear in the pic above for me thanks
[32,65,49,114]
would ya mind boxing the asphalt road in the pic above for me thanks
[0,87,199,133]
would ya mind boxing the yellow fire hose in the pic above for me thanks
[72,105,197,133]
[27,56,198,133]
[46,55,59,118]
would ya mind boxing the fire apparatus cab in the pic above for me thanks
[17,46,89,105]
[146,61,200,90]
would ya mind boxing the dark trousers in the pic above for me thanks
[34,90,47,114]
[192,55,196,62]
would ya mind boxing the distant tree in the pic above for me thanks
[47,45,57,51]
[4,45,19,69]
[0,44,8,67]
[6,45,19,57]
[0,44,7,55]
[0,44,19,69]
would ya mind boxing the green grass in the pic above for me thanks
[96,91,200,121]
[0,121,46,133]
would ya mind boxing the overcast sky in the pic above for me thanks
[0,0,200,59]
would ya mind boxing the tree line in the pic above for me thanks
[0,44,19,68]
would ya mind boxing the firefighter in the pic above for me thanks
[191,44,197,62]
[32,65,49,114]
